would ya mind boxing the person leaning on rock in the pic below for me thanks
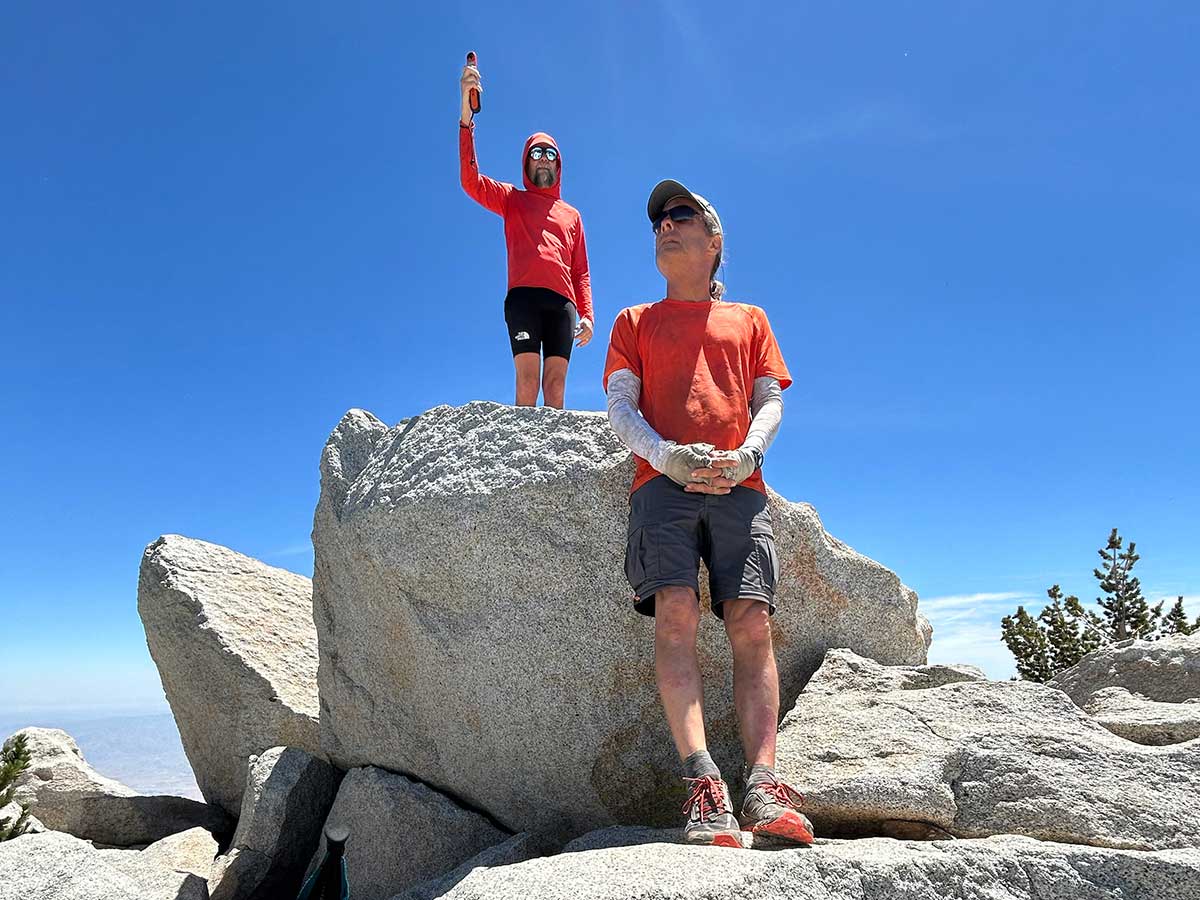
[458,58,593,409]
[602,180,812,849]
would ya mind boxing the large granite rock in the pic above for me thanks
[138,534,322,816]
[304,766,510,900]
[0,830,209,900]
[1084,686,1200,745]
[1048,632,1200,705]
[434,826,1200,900]
[10,727,231,846]
[775,649,1200,849]
[209,746,340,900]
[314,403,930,835]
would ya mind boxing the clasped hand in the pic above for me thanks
[661,443,756,495]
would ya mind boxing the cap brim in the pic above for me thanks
[647,179,697,222]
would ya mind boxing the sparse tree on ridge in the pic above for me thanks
[1037,587,1087,675]
[1001,528,1181,682]
[1160,596,1200,636]
[0,734,32,842]
[1093,528,1162,641]
[1000,606,1054,682]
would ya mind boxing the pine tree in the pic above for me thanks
[1093,528,1162,640]
[1038,586,1087,674]
[1062,593,1106,655]
[0,734,33,842]
[1160,596,1200,636]
[1002,529,1175,682]
[1001,606,1054,682]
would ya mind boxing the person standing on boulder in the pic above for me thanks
[602,181,812,849]
[458,58,593,409]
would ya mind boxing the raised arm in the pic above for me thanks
[458,63,511,216]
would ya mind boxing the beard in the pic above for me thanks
[531,167,556,188]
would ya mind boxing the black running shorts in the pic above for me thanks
[624,476,780,620]
[504,287,578,361]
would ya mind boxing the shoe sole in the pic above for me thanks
[684,831,748,849]
[744,810,814,847]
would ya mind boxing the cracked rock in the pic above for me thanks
[1083,686,1200,745]
[775,649,1200,849]
[1049,632,1200,706]
[304,766,510,900]
[139,534,323,816]
[209,746,339,900]
[436,826,1200,900]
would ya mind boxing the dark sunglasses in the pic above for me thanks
[528,146,558,161]
[651,205,702,233]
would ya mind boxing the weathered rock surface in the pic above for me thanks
[209,746,339,900]
[802,647,986,695]
[138,533,322,816]
[435,826,1200,900]
[0,830,209,900]
[10,727,231,846]
[140,826,220,881]
[305,766,510,900]
[1048,632,1200,705]
[775,649,1200,849]
[1083,686,1200,745]
[389,832,554,900]
[314,403,931,835]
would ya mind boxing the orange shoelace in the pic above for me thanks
[682,775,730,820]
[757,778,805,808]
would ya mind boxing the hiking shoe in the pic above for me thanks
[738,776,814,847]
[681,775,745,848]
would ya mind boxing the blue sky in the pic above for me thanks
[3,2,1197,714]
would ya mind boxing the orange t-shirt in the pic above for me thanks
[603,298,793,495]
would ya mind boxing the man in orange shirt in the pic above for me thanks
[603,180,813,849]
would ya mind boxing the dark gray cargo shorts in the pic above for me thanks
[624,475,779,619]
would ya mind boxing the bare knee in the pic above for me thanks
[541,361,567,408]
[655,587,701,646]
[723,600,772,650]
[513,354,540,405]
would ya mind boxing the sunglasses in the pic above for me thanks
[651,205,702,233]
[528,146,558,161]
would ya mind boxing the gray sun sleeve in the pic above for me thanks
[740,376,783,458]
[605,368,671,472]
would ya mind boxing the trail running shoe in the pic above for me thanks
[681,775,745,848]
[738,776,814,847]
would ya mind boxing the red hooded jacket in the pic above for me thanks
[459,125,593,324]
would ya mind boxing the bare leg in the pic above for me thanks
[513,353,540,406]
[541,356,568,409]
[722,598,779,767]
[654,586,707,760]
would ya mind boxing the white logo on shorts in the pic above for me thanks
[514,331,530,341]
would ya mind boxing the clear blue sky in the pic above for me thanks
[3,2,1197,713]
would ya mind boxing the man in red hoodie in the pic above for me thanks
[458,61,593,409]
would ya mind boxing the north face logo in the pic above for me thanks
[514,331,531,341]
